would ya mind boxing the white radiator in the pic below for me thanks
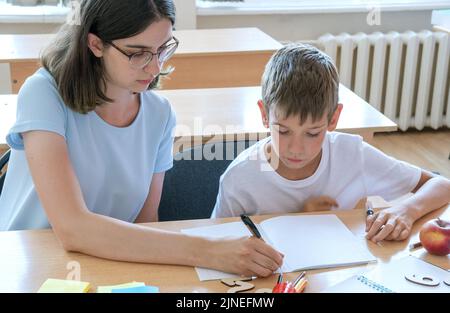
[318,31,450,131]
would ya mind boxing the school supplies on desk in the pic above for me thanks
[272,271,308,293]
[37,279,91,293]
[111,285,159,293]
[322,256,450,293]
[97,281,146,293]
[409,241,423,251]
[292,271,308,292]
[182,214,376,281]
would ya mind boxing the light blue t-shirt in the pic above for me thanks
[0,68,176,231]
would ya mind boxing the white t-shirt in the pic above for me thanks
[211,132,421,218]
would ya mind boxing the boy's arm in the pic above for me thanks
[303,196,339,212]
[366,170,450,242]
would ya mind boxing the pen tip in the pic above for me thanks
[277,273,283,283]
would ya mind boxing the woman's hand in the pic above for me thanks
[303,196,339,212]
[365,206,416,243]
[211,237,284,278]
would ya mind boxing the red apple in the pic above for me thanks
[419,218,450,256]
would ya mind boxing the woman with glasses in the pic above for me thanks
[0,0,283,278]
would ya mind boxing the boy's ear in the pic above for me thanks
[87,33,105,58]
[327,103,343,132]
[257,100,269,128]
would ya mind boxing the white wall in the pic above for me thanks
[0,0,197,34]
[197,10,434,42]
[0,63,11,94]
[173,0,197,29]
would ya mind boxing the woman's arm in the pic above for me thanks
[366,170,450,242]
[135,172,165,223]
[23,131,283,277]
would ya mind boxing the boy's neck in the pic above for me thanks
[264,141,323,181]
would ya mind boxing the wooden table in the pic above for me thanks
[0,202,448,293]
[161,84,397,151]
[433,26,450,34]
[0,85,397,154]
[0,28,282,93]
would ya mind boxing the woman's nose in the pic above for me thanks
[143,56,161,76]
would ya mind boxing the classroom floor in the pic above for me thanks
[372,128,450,179]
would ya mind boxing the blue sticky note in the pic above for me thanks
[111,285,159,293]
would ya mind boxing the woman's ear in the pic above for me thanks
[327,103,343,132]
[258,100,269,128]
[87,33,105,58]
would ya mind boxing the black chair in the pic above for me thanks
[0,149,11,197]
[158,140,257,221]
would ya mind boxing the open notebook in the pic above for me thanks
[181,214,376,281]
[322,256,450,293]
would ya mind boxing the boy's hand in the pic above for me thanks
[213,237,284,278]
[303,196,339,212]
[365,206,415,243]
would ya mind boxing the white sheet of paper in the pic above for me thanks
[259,215,376,272]
[181,222,253,281]
[182,215,376,281]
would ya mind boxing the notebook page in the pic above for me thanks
[322,275,390,293]
[181,221,255,281]
[260,215,376,272]
[363,256,450,293]
[323,256,450,293]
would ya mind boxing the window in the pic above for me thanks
[1,0,68,5]
[0,0,70,22]
[197,0,450,14]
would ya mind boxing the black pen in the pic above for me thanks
[240,214,283,275]
[240,214,262,238]
[366,200,374,217]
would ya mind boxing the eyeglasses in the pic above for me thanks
[106,37,179,69]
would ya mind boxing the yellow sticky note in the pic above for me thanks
[97,281,145,293]
[38,279,91,293]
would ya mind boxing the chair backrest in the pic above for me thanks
[0,149,11,197]
[158,140,257,221]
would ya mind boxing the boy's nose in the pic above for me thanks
[288,138,305,155]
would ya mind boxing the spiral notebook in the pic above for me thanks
[181,214,376,281]
[322,256,450,293]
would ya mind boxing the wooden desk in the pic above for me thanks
[0,85,397,154]
[0,28,282,93]
[0,203,448,293]
[433,25,450,34]
[161,84,398,151]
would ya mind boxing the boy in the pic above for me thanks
[211,44,450,243]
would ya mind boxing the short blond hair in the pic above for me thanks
[261,43,339,123]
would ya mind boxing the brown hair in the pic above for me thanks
[261,43,339,124]
[41,0,176,114]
